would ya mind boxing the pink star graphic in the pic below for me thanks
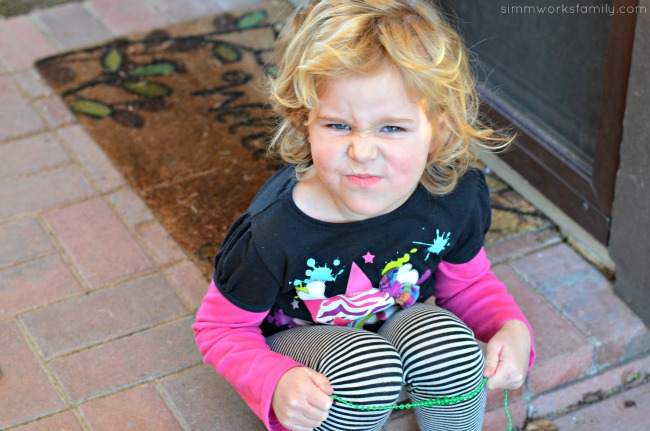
[362,252,375,263]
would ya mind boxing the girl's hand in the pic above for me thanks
[272,367,334,431]
[483,320,532,390]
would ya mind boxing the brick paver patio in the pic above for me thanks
[1,1,649,430]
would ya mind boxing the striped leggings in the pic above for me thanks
[266,304,486,431]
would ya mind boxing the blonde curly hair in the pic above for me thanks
[268,0,511,195]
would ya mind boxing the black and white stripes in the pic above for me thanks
[267,304,486,430]
[379,305,486,430]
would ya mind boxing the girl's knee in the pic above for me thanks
[268,326,405,401]
[379,305,485,389]
[380,304,478,351]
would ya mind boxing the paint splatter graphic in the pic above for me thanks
[413,229,450,260]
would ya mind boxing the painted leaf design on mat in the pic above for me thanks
[69,99,113,118]
[237,10,267,29]
[102,48,123,72]
[111,110,145,129]
[167,36,207,52]
[123,80,171,97]
[213,41,242,63]
[213,13,238,31]
[130,98,170,112]
[37,62,76,85]
[130,62,178,77]
[144,29,172,44]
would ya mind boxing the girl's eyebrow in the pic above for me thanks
[316,115,417,124]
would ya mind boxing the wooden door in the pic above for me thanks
[440,0,638,243]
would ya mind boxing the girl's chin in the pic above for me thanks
[337,199,401,221]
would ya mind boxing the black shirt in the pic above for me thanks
[213,165,491,335]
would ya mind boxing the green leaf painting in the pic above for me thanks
[130,62,178,77]
[50,8,276,129]
[102,48,123,72]
[213,42,242,63]
[69,99,113,118]
[237,10,267,29]
[123,80,171,97]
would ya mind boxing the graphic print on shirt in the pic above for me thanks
[293,257,344,300]
[289,256,394,327]
[267,229,451,329]
[412,229,451,260]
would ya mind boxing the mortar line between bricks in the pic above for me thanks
[0,268,171,322]
[50,251,180,299]
[13,13,63,58]
[99,193,166,245]
[161,265,207,312]
[101,189,209,312]
[490,230,566,265]
[51,127,124,195]
[3,71,75,137]
[72,406,94,431]
[529,357,650,421]
[0,248,60,273]
[3,132,208,313]
[13,315,77,412]
[117,216,189,272]
[139,0,187,24]
[0,192,104,230]
[588,335,605,375]
[36,187,186,292]
[532,352,650,401]
[5,243,193,348]
[98,175,219,306]
[155,378,193,431]
[506,259,600,349]
[0,159,76,185]
[161,261,196,316]
[72,379,162,409]
[6,67,53,96]
[37,212,95,294]
[67,359,204,408]
[28,9,78,52]
[102,184,149,223]
[1,380,181,431]
[7,313,203,420]
[0,122,68,146]
[26,183,126,222]
[38,313,197,363]
[7,66,70,122]
[0,128,51,146]
[0,403,93,431]
[78,1,120,39]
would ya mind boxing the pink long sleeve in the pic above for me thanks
[435,248,536,369]
[192,281,303,430]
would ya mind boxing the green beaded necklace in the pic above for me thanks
[331,377,513,431]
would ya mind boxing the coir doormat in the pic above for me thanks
[36,0,552,279]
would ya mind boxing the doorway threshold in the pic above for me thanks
[479,152,615,277]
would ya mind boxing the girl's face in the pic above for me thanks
[304,63,435,222]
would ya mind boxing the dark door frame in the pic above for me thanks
[480,0,638,244]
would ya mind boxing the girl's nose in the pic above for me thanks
[348,132,378,163]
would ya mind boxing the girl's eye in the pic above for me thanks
[381,125,405,133]
[327,123,351,131]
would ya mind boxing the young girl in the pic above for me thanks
[193,1,535,430]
